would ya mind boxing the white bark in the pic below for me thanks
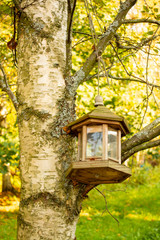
[17,1,81,239]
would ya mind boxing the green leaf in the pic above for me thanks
[156,14,160,20]
[143,5,149,12]
[154,8,158,12]
[153,49,158,53]
[147,31,154,35]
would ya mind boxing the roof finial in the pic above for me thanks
[94,95,104,107]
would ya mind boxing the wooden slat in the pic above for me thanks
[102,124,108,160]
[71,119,127,136]
[82,125,87,161]
[118,130,121,164]
[78,132,81,160]
[87,125,102,133]
[66,160,131,176]
[66,159,131,185]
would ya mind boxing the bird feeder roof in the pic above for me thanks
[66,105,130,136]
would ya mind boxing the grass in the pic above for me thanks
[76,165,160,239]
[0,173,19,240]
[1,165,160,239]
[0,212,17,240]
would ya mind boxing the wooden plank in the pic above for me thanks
[71,119,127,136]
[78,132,82,160]
[87,125,102,133]
[118,130,121,164]
[66,160,131,175]
[102,124,108,160]
[82,125,87,161]
[66,163,131,185]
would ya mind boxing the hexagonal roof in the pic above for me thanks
[66,106,130,136]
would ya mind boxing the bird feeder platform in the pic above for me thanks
[66,159,131,185]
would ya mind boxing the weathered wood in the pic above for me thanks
[118,130,121,164]
[87,125,102,133]
[71,119,127,137]
[78,132,82,160]
[102,124,108,160]
[82,125,87,161]
[66,106,130,136]
[66,160,131,185]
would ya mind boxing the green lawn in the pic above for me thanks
[0,212,17,240]
[76,165,160,239]
[1,165,160,239]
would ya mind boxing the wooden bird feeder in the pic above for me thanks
[65,95,131,185]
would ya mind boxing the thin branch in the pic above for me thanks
[114,34,160,50]
[73,31,93,37]
[72,0,138,87]
[109,42,154,87]
[110,41,133,76]
[72,37,93,48]
[140,28,159,129]
[95,187,119,225]
[122,139,160,162]
[107,74,160,89]
[109,39,160,83]
[0,62,18,111]
[68,0,77,43]
[152,90,160,109]
[89,0,103,33]
[123,18,160,26]
[100,58,110,86]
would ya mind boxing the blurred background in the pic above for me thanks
[0,0,160,239]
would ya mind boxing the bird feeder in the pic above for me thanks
[65,95,131,185]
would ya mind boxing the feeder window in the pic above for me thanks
[86,125,102,159]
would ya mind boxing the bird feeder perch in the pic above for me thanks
[65,95,131,185]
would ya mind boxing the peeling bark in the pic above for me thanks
[13,0,160,238]
[17,0,82,239]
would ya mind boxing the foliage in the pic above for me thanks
[0,131,19,174]
[0,0,19,176]
[73,0,160,138]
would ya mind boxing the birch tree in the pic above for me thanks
[0,0,160,239]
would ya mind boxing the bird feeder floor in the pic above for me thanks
[66,160,131,185]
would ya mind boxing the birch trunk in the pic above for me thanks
[17,1,82,239]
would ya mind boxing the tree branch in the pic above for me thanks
[107,74,160,89]
[114,34,160,50]
[86,71,160,89]
[123,18,160,26]
[95,187,119,225]
[67,0,77,43]
[73,31,93,37]
[122,139,160,162]
[122,118,160,156]
[72,0,137,87]
[0,63,18,111]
